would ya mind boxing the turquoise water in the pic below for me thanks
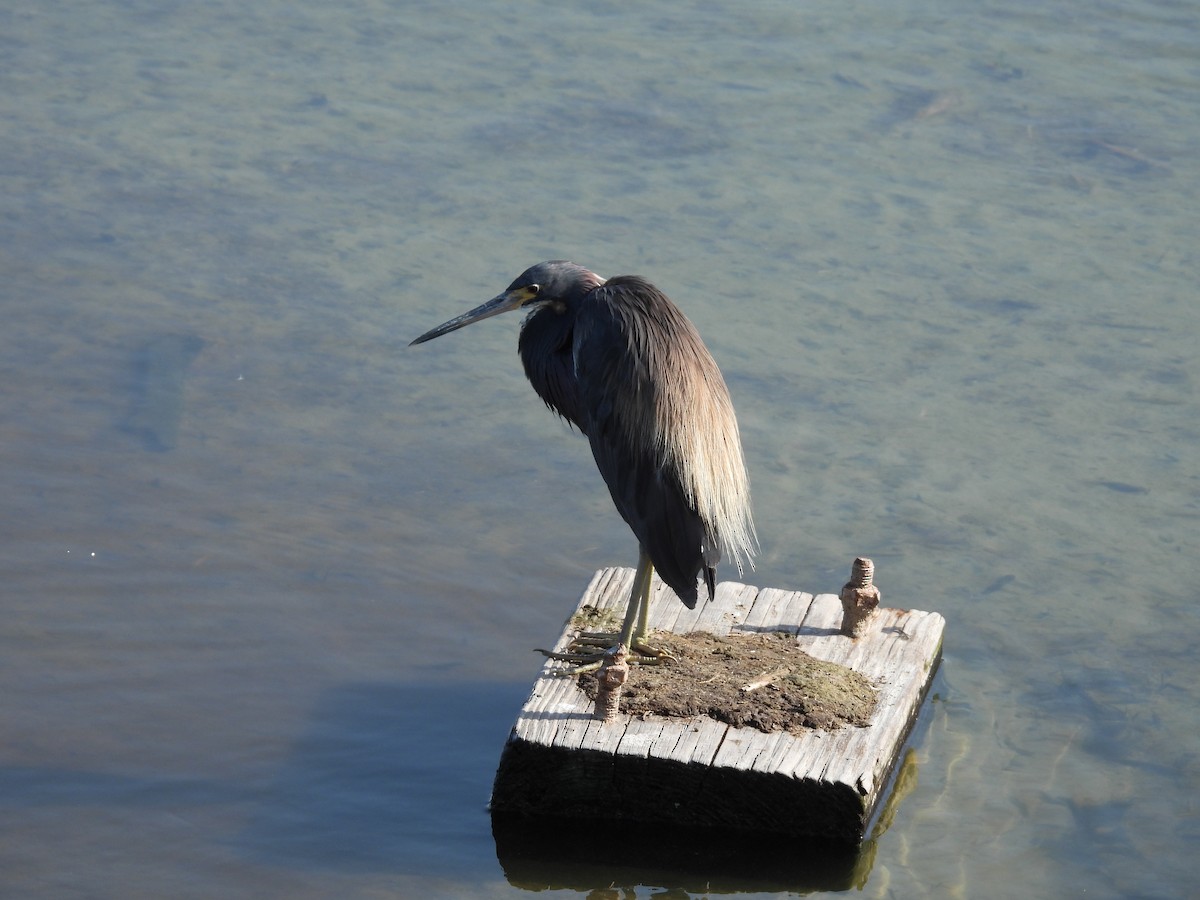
[2,1,1196,896]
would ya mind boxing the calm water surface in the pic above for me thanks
[2,1,1196,897]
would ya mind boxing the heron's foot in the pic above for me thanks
[570,630,677,661]
[537,632,676,675]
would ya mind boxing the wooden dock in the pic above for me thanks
[491,566,945,844]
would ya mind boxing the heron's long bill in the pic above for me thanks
[409,288,530,346]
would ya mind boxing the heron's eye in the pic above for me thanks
[528,284,540,296]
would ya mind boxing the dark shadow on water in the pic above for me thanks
[236,680,527,878]
[494,814,873,893]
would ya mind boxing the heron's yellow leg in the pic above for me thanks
[634,566,653,646]
[619,547,676,662]
[617,546,653,650]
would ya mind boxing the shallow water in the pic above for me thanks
[1,1,1197,896]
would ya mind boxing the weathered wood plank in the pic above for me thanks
[493,566,945,843]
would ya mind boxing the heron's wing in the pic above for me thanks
[573,280,719,607]
[518,306,585,429]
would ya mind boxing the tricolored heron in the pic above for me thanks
[411,261,755,664]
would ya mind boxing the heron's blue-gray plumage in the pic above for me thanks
[570,277,720,606]
[511,264,755,607]
[413,259,754,613]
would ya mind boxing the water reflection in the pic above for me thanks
[494,815,867,894]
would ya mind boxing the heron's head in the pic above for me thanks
[409,260,603,345]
